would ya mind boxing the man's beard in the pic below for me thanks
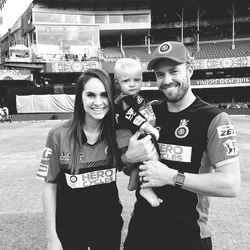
[160,82,189,103]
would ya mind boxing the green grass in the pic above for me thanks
[0,116,249,250]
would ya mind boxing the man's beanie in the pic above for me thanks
[147,41,190,70]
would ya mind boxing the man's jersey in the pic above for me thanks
[134,97,239,239]
[37,121,123,237]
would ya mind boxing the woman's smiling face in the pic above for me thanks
[82,77,109,122]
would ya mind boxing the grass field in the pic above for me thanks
[0,116,250,250]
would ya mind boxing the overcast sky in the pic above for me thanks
[0,0,33,36]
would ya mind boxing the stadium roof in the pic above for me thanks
[30,0,250,20]
[1,0,248,11]
[32,0,248,11]
[0,0,7,10]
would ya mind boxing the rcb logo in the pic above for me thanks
[159,42,171,54]
[175,119,189,138]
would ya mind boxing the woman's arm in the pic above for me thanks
[42,182,63,250]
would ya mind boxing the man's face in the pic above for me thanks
[154,60,193,103]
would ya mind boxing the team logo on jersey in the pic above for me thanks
[223,139,238,156]
[136,95,144,105]
[60,152,71,161]
[60,152,85,162]
[217,125,236,138]
[175,119,189,138]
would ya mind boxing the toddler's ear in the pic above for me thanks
[113,80,121,96]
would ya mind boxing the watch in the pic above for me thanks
[175,171,185,188]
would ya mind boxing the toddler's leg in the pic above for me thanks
[140,135,162,206]
[140,187,163,207]
[128,168,139,191]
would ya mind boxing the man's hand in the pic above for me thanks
[122,131,156,164]
[139,160,178,188]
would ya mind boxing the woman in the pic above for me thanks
[37,69,123,250]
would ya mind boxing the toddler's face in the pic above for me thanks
[116,66,142,96]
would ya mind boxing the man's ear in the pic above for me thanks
[188,65,194,78]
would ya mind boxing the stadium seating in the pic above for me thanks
[193,39,250,59]
[123,46,152,62]
[119,39,250,63]
[103,47,123,62]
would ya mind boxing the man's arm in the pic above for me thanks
[139,158,240,198]
[182,161,240,197]
[121,131,156,165]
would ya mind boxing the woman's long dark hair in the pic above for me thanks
[66,68,117,174]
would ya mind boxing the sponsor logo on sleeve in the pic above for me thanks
[37,163,49,177]
[65,168,116,189]
[37,147,52,177]
[125,107,146,127]
[115,113,119,124]
[125,107,137,121]
[139,103,156,124]
[159,143,192,162]
[43,147,52,158]
[217,125,236,138]
[223,139,238,156]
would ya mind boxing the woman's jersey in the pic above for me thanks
[37,121,122,237]
[135,97,239,238]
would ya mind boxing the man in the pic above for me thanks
[122,41,241,250]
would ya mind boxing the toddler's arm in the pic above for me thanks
[140,122,159,141]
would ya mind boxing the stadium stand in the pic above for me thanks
[194,39,250,59]
[1,0,250,120]
[103,47,123,62]
[123,46,152,62]
[122,39,250,61]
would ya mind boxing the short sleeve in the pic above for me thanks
[206,112,239,168]
[36,129,61,182]
[115,128,132,151]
